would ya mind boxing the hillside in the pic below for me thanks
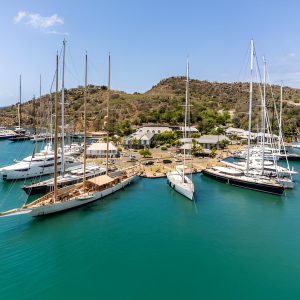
[1,77,300,138]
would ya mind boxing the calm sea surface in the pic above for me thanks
[0,140,300,300]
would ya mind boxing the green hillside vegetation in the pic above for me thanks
[0,77,299,139]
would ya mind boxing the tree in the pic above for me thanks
[209,147,216,158]
[191,139,203,157]
[112,135,122,145]
[190,132,200,138]
[217,139,229,149]
[231,134,238,141]
[153,131,178,146]
[139,149,152,157]
[131,137,138,149]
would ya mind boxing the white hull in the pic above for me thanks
[28,175,136,216]
[0,162,78,180]
[229,161,297,177]
[167,171,194,200]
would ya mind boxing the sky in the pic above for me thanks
[1,0,300,105]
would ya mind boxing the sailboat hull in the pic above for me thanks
[9,135,31,142]
[28,175,136,217]
[202,169,284,195]
[167,172,194,200]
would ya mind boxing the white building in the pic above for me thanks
[178,126,199,135]
[225,127,256,141]
[86,142,118,158]
[179,135,229,151]
[197,135,229,150]
[125,126,172,149]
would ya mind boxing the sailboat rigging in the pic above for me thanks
[166,59,195,200]
[0,49,140,217]
[202,40,285,195]
[9,75,31,142]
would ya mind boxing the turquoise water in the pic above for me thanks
[0,140,300,299]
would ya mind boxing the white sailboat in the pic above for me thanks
[10,75,31,141]
[203,40,285,195]
[167,60,194,200]
[0,51,140,217]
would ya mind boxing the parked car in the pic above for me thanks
[102,159,114,165]
[162,159,172,164]
[143,161,154,166]
[128,155,136,162]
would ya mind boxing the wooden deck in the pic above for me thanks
[88,175,116,186]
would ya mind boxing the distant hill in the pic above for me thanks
[0,77,299,138]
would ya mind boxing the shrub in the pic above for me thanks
[209,148,216,158]
[139,149,152,157]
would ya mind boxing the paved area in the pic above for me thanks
[83,144,243,178]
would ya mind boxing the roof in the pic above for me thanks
[140,134,152,141]
[198,135,229,144]
[126,131,154,143]
[179,138,193,143]
[225,127,246,134]
[126,126,172,143]
[87,142,117,151]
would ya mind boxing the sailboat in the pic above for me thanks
[0,127,17,140]
[9,75,31,142]
[0,51,140,217]
[203,40,285,195]
[30,85,47,143]
[230,63,296,188]
[167,60,194,200]
[0,67,77,181]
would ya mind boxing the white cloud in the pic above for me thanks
[26,13,63,29]
[14,11,27,23]
[13,11,65,33]
[46,30,69,36]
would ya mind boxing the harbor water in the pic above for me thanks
[0,140,300,299]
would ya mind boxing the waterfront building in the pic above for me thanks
[86,142,118,158]
[125,126,172,149]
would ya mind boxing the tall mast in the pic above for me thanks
[246,40,254,175]
[54,52,59,203]
[83,52,88,189]
[183,59,189,181]
[61,38,66,175]
[279,82,283,151]
[18,75,21,129]
[35,75,42,146]
[32,95,37,156]
[105,53,111,176]
[261,56,266,174]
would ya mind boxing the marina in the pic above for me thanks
[1,3,300,298]
[0,137,300,298]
